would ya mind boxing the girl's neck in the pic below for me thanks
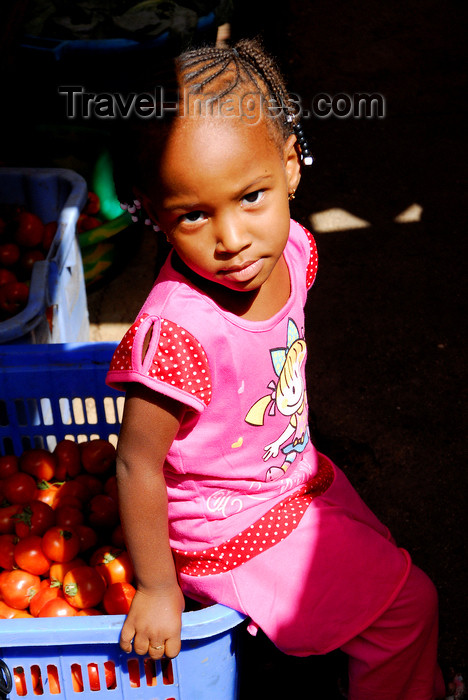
[171,253,291,321]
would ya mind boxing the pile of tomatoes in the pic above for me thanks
[75,191,103,234]
[0,191,103,321]
[0,438,137,619]
[0,205,58,321]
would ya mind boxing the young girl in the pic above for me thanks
[106,39,445,699]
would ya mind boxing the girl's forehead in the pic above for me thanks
[146,113,287,203]
[161,113,281,174]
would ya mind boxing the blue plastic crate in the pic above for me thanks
[0,343,246,700]
[20,12,217,62]
[0,168,90,344]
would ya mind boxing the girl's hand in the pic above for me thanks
[120,585,186,659]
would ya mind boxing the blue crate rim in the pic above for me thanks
[0,341,117,369]
[0,605,246,646]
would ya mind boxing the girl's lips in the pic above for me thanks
[221,259,264,282]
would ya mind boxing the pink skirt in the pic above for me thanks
[177,456,411,656]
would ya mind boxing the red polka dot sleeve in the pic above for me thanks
[297,222,319,288]
[106,313,212,412]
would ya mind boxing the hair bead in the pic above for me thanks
[293,123,314,166]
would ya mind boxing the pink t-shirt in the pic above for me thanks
[107,219,320,551]
[107,220,412,656]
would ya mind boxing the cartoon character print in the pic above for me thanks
[245,319,310,481]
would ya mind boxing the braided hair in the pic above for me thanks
[178,38,299,142]
[112,38,311,207]
[177,39,312,164]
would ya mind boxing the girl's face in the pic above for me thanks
[141,113,301,295]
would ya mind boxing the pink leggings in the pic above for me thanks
[341,565,446,700]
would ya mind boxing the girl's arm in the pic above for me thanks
[116,382,186,659]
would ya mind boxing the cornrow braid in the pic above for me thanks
[177,38,313,164]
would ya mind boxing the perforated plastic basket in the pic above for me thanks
[0,343,245,700]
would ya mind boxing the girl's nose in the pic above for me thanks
[215,218,250,254]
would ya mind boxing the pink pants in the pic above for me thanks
[341,564,446,700]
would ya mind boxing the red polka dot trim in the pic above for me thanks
[299,223,318,288]
[109,313,212,406]
[173,458,334,576]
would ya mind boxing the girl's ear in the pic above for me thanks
[283,134,302,195]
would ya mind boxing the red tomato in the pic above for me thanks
[53,439,81,480]
[87,662,116,691]
[35,480,60,508]
[0,281,29,316]
[0,533,18,569]
[0,600,19,618]
[55,479,87,505]
[71,664,84,692]
[0,454,18,478]
[46,665,61,694]
[0,242,20,267]
[63,565,106,609]
[49,558,86,585]
[1,569,41,609]
[91,547,134,585]
[87,494,119,529]
[2,472,37,504]
[104,474,118,501]
[29,584,64,617]
[76,607,101,616]
[111,524,126,548]
[0,503,21,534]
[14,211,44,248]
[102,582,136,615]
[38,597,77,617]
[0,268,17,286]
[77,214,102,233]
[42,526,81,563]
[11,609,33,618]
[14,500,55,538]
[19,448,57,481]
[14,535,51,575]
[75,524,98,553]
[19,248,45,275]
[42,221,58,253]
[75,473,104,498]
[55,505,84,529]
[80,440,116,475]
[84,191,100,215]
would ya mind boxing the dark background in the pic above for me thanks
[1,0,466,696]
[231,1,467,696]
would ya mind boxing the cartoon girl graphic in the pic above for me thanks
[245,319,310,481]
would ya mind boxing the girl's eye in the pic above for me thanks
[180,210,205,224]
[242,190,264,206]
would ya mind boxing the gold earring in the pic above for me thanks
[288,191,296,201]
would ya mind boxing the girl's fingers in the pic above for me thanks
[148,642,166,659]
[120,621,136,653]
[164,636,182,659]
